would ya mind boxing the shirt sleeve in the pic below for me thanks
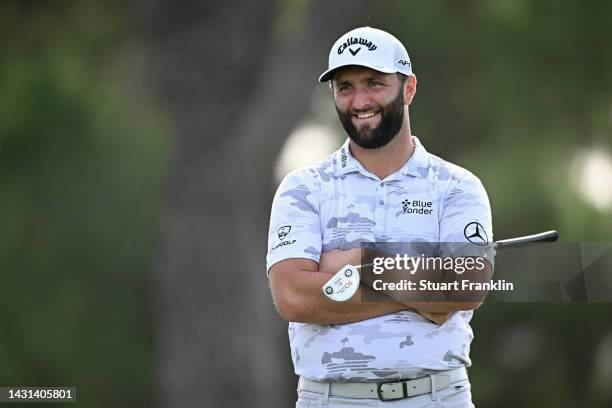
[439,172,495,260]
[266,169,322,274]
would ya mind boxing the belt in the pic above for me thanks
[298,367,467,401]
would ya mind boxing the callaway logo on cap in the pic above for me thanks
[319,26,413,82]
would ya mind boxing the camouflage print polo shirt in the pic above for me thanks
[266,136,493,382]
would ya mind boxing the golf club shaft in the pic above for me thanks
[493,230,558,249]
[354,230,559,269]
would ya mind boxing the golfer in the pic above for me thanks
[267,26,493,407]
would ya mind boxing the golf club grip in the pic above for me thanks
[494,230,559,249]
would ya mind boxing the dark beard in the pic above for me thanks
[335,89,405,149]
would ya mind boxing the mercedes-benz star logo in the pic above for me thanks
[464,222,488,246]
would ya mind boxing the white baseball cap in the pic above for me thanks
[319,26,413,83]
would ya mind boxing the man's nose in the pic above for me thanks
[352,88,372,111]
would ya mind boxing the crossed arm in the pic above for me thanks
[268,248,486,325]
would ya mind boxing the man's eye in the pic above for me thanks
[368,81,382,87]
[338,84,350,91]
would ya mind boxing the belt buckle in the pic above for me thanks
[376,379,407,401]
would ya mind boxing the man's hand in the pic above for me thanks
[320,249,454,324]
[318,248,361,274]
[359,249,491,314]
[417,311,452,325]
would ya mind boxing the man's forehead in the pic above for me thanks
[332,66,393,83]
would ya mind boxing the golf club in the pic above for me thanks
[322,230,559,301]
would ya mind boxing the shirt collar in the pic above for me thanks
[399,135,429,178]
[333,136,429,179]
[333,138,361,176]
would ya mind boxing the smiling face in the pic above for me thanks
[332,67,409,149]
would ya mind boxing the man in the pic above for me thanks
[267,26,493,407]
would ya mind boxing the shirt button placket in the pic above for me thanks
[374,182,386,234]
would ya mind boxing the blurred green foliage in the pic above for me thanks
[0,1,167,406]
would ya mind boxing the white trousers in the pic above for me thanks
[296,378,474,408]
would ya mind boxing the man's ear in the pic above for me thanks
[329,81,338,101]
[404,75,417,105]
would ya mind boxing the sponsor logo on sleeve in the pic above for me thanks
[272,225,297,251]
[278,226,291,240]
[464,221,488,246]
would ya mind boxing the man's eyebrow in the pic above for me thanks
[335,75,385,84]
[334,79,351,86]
[363,75,386,82]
